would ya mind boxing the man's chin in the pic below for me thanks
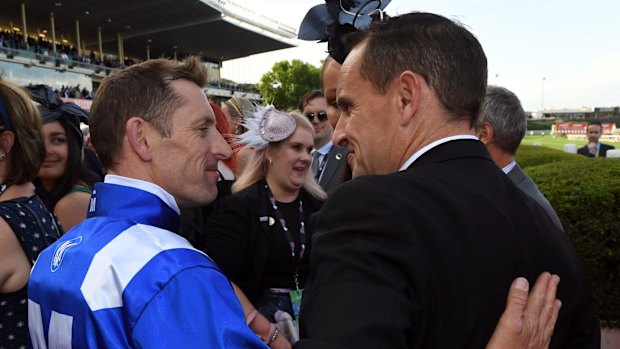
[178,191,218,209]
[351,167,365,179]
[200,191,218,206]
[348,160,361,178]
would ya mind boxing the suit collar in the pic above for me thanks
[506,163,526,184]
[247,179,322,234]
[407,139,494,170]
[244,180,278,236]
[400,135,478,171]
[318,145,346,185]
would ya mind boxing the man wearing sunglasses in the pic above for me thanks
[299,90,347,195]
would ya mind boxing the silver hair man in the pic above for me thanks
[476,85,563,231]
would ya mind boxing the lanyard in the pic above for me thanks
[315,154,328,181]
[265,184,306,290]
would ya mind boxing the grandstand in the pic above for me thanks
[0,0,298,101]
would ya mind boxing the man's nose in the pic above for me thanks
[333,117,348,147]
[213,130,233,160]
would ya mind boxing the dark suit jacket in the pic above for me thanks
[202,180,323,303]
[577,142,615,157]
[297,140,599,349]
[318,145,347,195]
[507,163,563,232]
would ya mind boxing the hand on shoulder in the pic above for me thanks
[486,272,561,349]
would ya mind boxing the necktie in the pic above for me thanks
[311,151,321,177]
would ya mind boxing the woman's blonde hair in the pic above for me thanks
[232,112,327,200]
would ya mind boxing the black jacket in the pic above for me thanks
[577,142,615,157]
[298,140,599,349]
[203,180,323,303]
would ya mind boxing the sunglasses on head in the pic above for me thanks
[305,111,328,122]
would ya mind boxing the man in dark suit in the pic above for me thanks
[299,90,346,195]
[577,121,615,157]
[297,12,599,349]
[476,86,563,232]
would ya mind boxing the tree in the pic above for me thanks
[257,59,321,111]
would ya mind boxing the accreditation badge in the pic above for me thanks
[289,289,303,322]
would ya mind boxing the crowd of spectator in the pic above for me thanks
[2,30,262,97]
[1,29,128,69]
[0,29,28,50]
[58,84,93,99]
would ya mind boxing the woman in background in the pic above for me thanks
[222,96,255,176]
[28,85,100,231]
[222,96,253,135]
[213,100,237,181]
[0,79,62,349]
[204,106,326,346]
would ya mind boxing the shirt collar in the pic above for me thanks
[314,140,333,156]
[502,160,517,174]
[399,135,479,171]
[104,175,180,215]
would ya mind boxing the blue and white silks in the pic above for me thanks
[28,175,267,348]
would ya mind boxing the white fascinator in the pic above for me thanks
[236,105,296,150]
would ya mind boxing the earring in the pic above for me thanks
[0,154,6,160]
[268,159,273,166]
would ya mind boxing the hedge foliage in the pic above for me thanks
[519,147,620,327]
[527,119,556,131]
[516,145,580,168]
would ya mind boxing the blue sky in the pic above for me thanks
[219,0,619,111]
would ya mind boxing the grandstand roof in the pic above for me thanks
[0,0,297,63]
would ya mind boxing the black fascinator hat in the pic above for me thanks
[298,0,391,63]
[26,84,89,148]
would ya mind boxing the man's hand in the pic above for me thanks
[588,142,597,154]
[486,272,562,349]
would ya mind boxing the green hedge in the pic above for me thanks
[516,145,580,169]
[527,119,556,131]
[524,156,620,327]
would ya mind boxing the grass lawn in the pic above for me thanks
[521,134,584,152]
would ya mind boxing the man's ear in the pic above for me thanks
[126,117,153,162]
[0,130,15,155]
[476,122,494,145]
[397,71,421,127]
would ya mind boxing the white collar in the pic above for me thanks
[502,160,517,174]
[104,175,180,215]
[314,140,333,156]
[399,135,479,171]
